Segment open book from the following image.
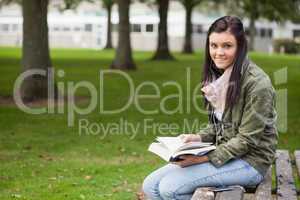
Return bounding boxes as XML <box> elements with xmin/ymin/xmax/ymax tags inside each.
<box><xmin>148</xmin><ymin>136</ymin><xmax>216</xmax><ymax>162</ymax></box>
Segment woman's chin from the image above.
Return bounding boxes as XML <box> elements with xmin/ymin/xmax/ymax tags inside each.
<box><xmin>215</xmin><ymin>64</ymin><xmax>226</xmax><ymax>69</ymax></box>
<box><xmin>215</xmin><ymin>63</ymin><xmax>231</xmax><ymax>70</ymax></box>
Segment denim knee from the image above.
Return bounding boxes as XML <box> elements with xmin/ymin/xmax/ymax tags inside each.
<box><xmin>143</xmin><ymin>175</ymin><xmax>159</xmax><ymax>199</ymax></box>
<box><xmin>158</xmin><ymin>182</ymin><xmax>175</xmax><ymax>200</ymax></box>
<box><xmin>158</xmin><ymin>176</ymin><xmax>179</xmax><ymax>200</ymax></box>
<box><xmin>248</xmin><ymin>173</ymin><xmax>264</xmax><ymax>186</ymax></box>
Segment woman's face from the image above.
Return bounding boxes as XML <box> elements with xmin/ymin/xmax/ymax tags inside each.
<box><xmin>209</xmin><ymin>31</ymin><xmax>237</xmax><ymax>70</ymax></box>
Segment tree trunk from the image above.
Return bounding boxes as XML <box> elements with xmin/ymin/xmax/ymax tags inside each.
<box><xmin>151</xmin><ymin>0</ymin><xmax>174</xmax><ymax>60</ymax></box>
<box><xmin>21</xmin><ymin>0</ymin><xmax>56</xmax><ymax>102</ymax></box>
<box><xmin>182</xmin><ymin>2</ymin><xmax>194</xmax><ymax>54</ymax></box>
<box><xmin>104</xmin><ymin>3</ymin><xmax>113</xmax><ymax>49</ymax></box>
<box><xmin>111</xmin><ymin>0</ymin><xmax>136</xmax><ymax>70</ymax></box>
<box><xmin>248</xmin><ymin>16</ymin><xmax>256</xmax><ymax>51</ymax></box>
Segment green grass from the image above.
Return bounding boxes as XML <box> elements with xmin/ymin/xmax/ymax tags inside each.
<box><xmin>0</xmin><ymin>47</ymin><xmax>300</xmax><ymax>199</ymax></box>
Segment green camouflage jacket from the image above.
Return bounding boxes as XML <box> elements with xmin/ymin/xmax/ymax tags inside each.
<box><xmin>199</xmin><ymin>58</ymin><xmax>278</xmax><ymax>176</ymax></box>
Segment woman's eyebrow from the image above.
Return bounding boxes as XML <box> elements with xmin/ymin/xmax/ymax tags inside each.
<box><xmin>209</xmin><ymin>41</ymin><xmax>234</xmax><ymax>45</ymax></box>
<box><xmin>223</xmin><ymin>41</ymin><xmax>234</xmax><ymax>44</ymax></box>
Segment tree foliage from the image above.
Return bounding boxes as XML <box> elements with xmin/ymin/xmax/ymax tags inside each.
<box><xmin>222</xmin><ymin>0</ymin><xmax>300</xmax><ymax>50</ymax></box>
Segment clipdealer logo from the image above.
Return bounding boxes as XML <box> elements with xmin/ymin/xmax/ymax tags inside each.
<box><xmin>13</xmin><ymin>67</ymin><xmax>208</xmax><ymax>127</ymax></box>
<box><xmin>13</xmin><ymin>67</ymin><xmax>287</xmax><ymax>134</ymax></box>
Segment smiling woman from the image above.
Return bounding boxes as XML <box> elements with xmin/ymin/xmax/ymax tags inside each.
<box><xmin>142</xmin><ymin>16</ymin><xmax>278</xmax><ymax>200</ymax></box>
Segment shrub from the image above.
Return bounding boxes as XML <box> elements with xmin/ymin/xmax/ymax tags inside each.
<box><xmin>273</xmin><ymin>39</ymin><xmax>300</xmax><ymax>54</ymax></box>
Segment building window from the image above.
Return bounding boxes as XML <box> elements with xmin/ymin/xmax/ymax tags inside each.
<box><xmin>0</xmin><ymin>24</ymin><xmax>9</xmax><ymax>31</ymax></box>
<box><xmin>293</xmin><ymin>29</ymin><xmax>300</xmax><ymax>38</ymax></box>
<box><xmin>74</xmin><ymin>27</ymin><xmax>81</xmax><ymax>31</ymax></box>
<box><xmin>85</xmin><ymin>24</ymin><xmax>93</xmax><ymax>32</ymax></box>
<box><xmin>12</xmin><ymin>24</ymin><xmax>18</xmax><ymax>31</ymax></box>
<box><xmin>53</xmin><ymin>26</ymin><xmax>60</xmax><ymax>31</ymax></box>
<box><xmin>260</xmin><ymin>28</ymin><xmax>266</xmax><ymax>37</ymax></box>
<box><xmin>63</xmin><ymin>26</ymin><xmax>71</xmax><ymax>31</ymax></box>
<box><xmin>146</xmin><ymin>24</ymin><xmax>154</xmax><ymax>32</ymax></box>
<box><xmin>132</xmin><ymin>24</ymin><xmax>141</xmax><ymax>32</ymax></box>
<box><xmin>267</xmin><ymin>28</ymin><xmax>273</xmax><ymax>38</ymax></box>
<box><xmin>260</xmin><ymin>28</ymin><xmax>272</xmax><ymax>38</ymax></box>
<box><xmin>193</xmin><ymin>24</ymin><xmax>203</xmax><ymax>34</ymax></box>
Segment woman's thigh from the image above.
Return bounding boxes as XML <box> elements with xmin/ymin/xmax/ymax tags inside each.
<box><xmin>158</xmin><ymin>159</ymin><xmax>263</xmax><ymax>199</ymax></box>
<box><xmin>143</xmin><ymin>163</ymin><xmax>180</xmax><ymax>189</ymax></box>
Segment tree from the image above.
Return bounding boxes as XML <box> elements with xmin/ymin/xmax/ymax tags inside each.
<box><xmin>20</xmin><ymin>0</ymin><xmax>56</xmax><ymax>102</ymax></box>
<box><xmin>20</xmin><ymin>0</ymin><xmax>90</xmax><ymax>101</ymax></box>
<box><xmin>151</xmin><ymin>0</ymin><xmax>174</xmax><ymax>60</ymax></box>
<box><xmin>111</xmin><ymin>0</ymin><xmax>136</xmax><ymax>69</ymax></box>
<box><xmin>0</xmin><ymin>0</ymin><xmax>20</xmax><ymax>6</ymax></box>
<box><xmin>102</xmin><ymin>0</ymin><xmax>114</xmax><ymax>49</ymax></box>
<box><xmin>178</xmin><ymin>0</ymin><xmax>203</xmax><ymax>54</ymax></box>
<box><xmin>63</xmin><ymin>0</ymin><xmax>84</xmax><ymax>9</ymax></box>
<box><xmin>227</xmin><ymin>0</ymin><xmax>300</xmax><ymax>51</ymax></box>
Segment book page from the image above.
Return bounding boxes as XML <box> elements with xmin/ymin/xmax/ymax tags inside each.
<box><xmin>172</xmin><ymin>145</ymin><xmax>216</xmax><ymax>159</ymax></box>
<box><xmin>156</xmin><ymin>136</ymin><xmax>183</xmax><ymax>152</ymax></box>
<box><xmin>148</xmin><ymin>142</ymin><xmax>172</xmax><ymax>162</ymax></box>
<box><xmin>156</xmin><ymin>136</ymin><xmax>212</xmax><ymax>153</ymax></box>
<box><xmin>175</xmin><ymin>142</ymin><xmax>212</xmax><ymax>152</ymax></box>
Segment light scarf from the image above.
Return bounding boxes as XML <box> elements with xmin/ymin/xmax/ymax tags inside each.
<box><xmin>201</xmin><ymin>65</ymin><xmax>233</xmax><ymax>120</ymax></box>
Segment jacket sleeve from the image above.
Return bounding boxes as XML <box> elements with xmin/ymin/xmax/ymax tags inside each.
<box><xmin>197</xmin><ymin>123</ymin><xmax>216</xmax><ymax>143</ymax></box>
<box><xmin>207</xmin><ymin>83</ymin><xmax>276</xmax><ymax>167</ymax></box>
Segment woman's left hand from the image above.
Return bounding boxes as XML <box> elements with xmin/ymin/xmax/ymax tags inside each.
<box><xmin>172</xmin><ymin>155</ymin><xmax>209</xmax><ymax>167</ymax></box>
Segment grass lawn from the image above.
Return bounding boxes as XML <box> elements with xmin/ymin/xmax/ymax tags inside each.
<box><xmin>0</xmin><ymin>47</ymin><xmax>300</xmax><ymax>199</ymax></box>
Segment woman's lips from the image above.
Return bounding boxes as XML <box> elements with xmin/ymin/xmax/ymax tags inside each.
<box><xmin>214</xmin><ymin>59</ymin><xmax>227</xmax><ymax>63</ymax></box>
<box><xmin>214</xmin><ymin>58</ymin><xmax>226</xmax><ymax>61</ymax></box>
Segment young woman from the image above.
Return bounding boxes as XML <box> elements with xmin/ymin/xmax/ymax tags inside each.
<box><xmin>142</xmin><ymin>16</ymin><xmax>277</xmax><ymax>200</ymax></box>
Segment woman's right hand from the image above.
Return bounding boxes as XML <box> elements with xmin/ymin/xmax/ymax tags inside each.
<box><xmin>179</xmin><ymin>134</ymin><xmax>201</xmax><ymax>143</ymax></box>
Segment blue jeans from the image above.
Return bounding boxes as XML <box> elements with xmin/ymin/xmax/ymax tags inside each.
<box><xmin>142</xmin><ymin>159</ymin><xmax>263</xmax><ymax>200</ymax></box>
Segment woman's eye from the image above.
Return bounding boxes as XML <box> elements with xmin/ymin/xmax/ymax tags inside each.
<box><xmin>210</xmin><ymin>44</ymin><xmax>217</xmax><ymax>48</ymax></box>
<box><xmin>224</xmin><ymin>44</ymin><xmax>232</xmax><ymax>48</ymax></box>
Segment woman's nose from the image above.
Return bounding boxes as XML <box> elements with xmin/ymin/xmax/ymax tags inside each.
<box><xmin>216</xmin><ymin>48</ymin><xmax>225</xmax><ymax>56</ymax></box>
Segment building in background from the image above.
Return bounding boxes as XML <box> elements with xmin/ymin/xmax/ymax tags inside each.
<box><xmin>0</xmin><ymin>1</ymin><xmax>299</xmax><ymax>52</ymax></box>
